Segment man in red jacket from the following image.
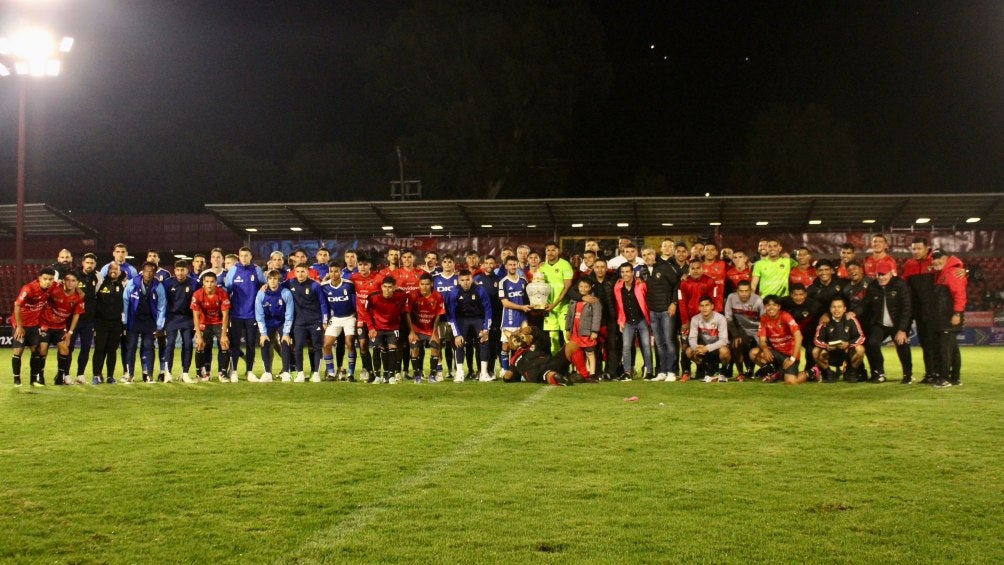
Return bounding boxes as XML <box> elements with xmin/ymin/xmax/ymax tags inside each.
<box><xmin>613</xmin><ymin>264</ymin><xmax>653</xmax><ymax>381</ymax></box>
<box><xmin>930</xmin><ymin>250</ymin><xmax>967</xmax><ymax>388</ymax></box>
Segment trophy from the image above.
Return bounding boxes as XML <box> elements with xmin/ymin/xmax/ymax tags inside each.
<box><xmin>526</xmin><ymin>272</ymin><xmax>551</xmax><ymax>311</ymax></box>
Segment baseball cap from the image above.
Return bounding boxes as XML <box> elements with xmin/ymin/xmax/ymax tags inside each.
<box><xmin>875</xmin><ymin>265</ymin><xmax>892</xmax><ymax>275</ymax></box>
<box><xmin>931</xmin><ymin>249</ymin><xmax>946</xmax><ymax>259</ymax></box>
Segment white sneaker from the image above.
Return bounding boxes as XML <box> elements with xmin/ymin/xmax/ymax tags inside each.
<box><xmin>75</xmin><ymin>375</ymin><xmax>88</xmax><ymax>385</ymax></box>
<box><xmin>716</xmin><ymin>375</ymin><xmax>728</xmax><ymax>383</ymax></box>
<box><xmin>310</xmin><ymin>372</ymin><xmax>321</xmax><ymax>383</ymax></box>
<box><xmin>454</xmin><ymin>369</ymin><xmax>465</xmax><ymax>383</ymax></box>
<box><xmin>279</xmin><ymin>371</ymin><xmax>292</xmax><ymax>383</ymax></box>
<box><xmin>259</xmin><ymin>372</ymin><xmax>273</xmax><ymax>383</ymax></box>
<box><xmin>653</xmin><ymin>372</ymin><xmax>667</xmax><ymax>382</ymax></box>
<box><xmin>387</xmin><ymin>375</ymin><xmax>398</xmax><ymax>384</ymax></box>
<box><xmin>665</xmin><ymin>372</ymin><xmax>678</xmax><ymax>382</ymax></box>
<box><xmin>478</xmin><ymin>372</ymin><xmax>494</xmax><ymax>382</ymax></box>
<box><xmin>163</xmin><ymin>372</ymin><xmax>174</xmax><ymax>383</ymax></box>
<box><xmin>229</xmin><ymin>370</ymin><xmax>239</xmax><ymax>383</ymax></box>
<box><xmin>247</xmin><ymin>372</ymin><xmax>258</xmax><ymax>383</ymax></box>
<box><xmin>63</xmin><ymin>376</ymin><xmax>76</xmax><ymax>386</ymax></box>
<box><xmin>370</xmin><ymin>376</ymin><xmax>384</xmax><ymax>384</ymax></box>
<box><xmin>181</xmin><ymin>373</ymin><xmax>194</xmax><ymax>384</ymax></box>
<box><xmin>703</xmin><ymin>375</ymin><xmax>715</xmax><ymax>383</ymax></box>
<box><xmin>218</xmin><ymin>373</ymin><xmax>229</xmax><ymax>383</ymax></box>
<box><xmin>338</xmin><ymin>368</ymin><xmax>348</xmax><ymax>380</ymax></box>
<box><xmin>358</xmin><ymin>369</ymin><xmax>370</xmax><ymax>381</ymax></box>
<box><xmin>294</xmin><ymin>372</ymin><xmax>306</xmax><ymax>383</ymax></box>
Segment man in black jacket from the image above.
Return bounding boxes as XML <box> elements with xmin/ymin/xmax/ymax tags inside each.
<box><xmin>639</xmin><ymin>247</ymin><xmax>679</xmax><ymax>380</ymax></box>
<box><xmin>862</xmin><ymin>267</ymin><xmax>912</xmax><ymax>383</ymax></box>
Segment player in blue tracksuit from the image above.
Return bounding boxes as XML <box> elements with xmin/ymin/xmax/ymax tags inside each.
<box><xmin>432</xmin><ymin>256</ymin><xmax>460</xmax><ymax>376</ymax></box>
<box><xmin>223</xmin><ymin>247</ymin><xmax>266</xmax><ymax>381</ymax></box>
<box><xmin>449</xmin><ymin>270</ymin><xmax>493</xmax><ymax>381</ymax></box>
<box><xmin>161</xmin><ymin>260</ymin><xmax>200</xmax><ymax>381</ymax></box>
<box><xmin>255</xmin><ymin>269</ymin><xmax>294</xmax><ymax>381</ymax></box>
<box><xmin>122</xmin><ymin>262</ymin><xmax>167</xmax><ymax>382</ymax></box>
<box><xmin>283</xmin><ymin>263</ymin><xmax>329</xmax><ymax>381</ymax></box>
<box><xmin>320</xmin><ymin>268</ymin><xmax>357</xmax><ymax>379</ymax></box>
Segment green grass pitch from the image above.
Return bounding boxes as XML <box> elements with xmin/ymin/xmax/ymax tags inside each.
<box><xmin>1</xmin><ymin>346</ymin><xmax>1002</xmax><ymax>563</ymax></box>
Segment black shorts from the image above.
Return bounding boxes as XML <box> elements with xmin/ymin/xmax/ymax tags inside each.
<box><xmin>410</xmin><ymin>333</ymin><xmax>440</xmax><ymax>351</ymax></box>
<box><xmin>355</xmin><ymin>322</ymin><xmax>370</xmax><ymax>339</ymax></box>
<box><xmin>199</xmin><ymin>325</ymin><xmax>225</xmax><ymax>348</ymax></box>
<box><xmin>764</xmin><ymin>348</ymin><xmax>800</xmax><ymax>376</ymax></box>
<box><xmin>43</xmin><ymin>328</ymin><xmax>67</xmax><ymax>346</ymax></box>
<box><xmin>13</xmin><ymin>326</ymin><xmax>43</xmax><ymax>348</ymax></box>
<box><xmin>372</xmin><ymin>330</ymin><xmax>400</xmax><ymax>349</ymax></box>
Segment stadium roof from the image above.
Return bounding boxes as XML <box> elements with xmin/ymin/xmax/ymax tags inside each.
<box><xmin>0</xmin><ymin>203</ymin><xmax>98</xmax><ymax>238</ymax></box>
<box><xmin>206</xmin><ymin>193</ymin><xmax>1003</xmax><ymax>239</ymax></box>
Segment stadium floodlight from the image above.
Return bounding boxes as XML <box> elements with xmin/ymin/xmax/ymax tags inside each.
<box><xmin>571</xmin><ymin>223</ymin><xmax>583</xmax><ymax>228</ymax></box>
<box><xmin>915</xmin><ymin>217</ymin><xmax>930</xmax><ymax>224</ymax></box>
<box><xmin>0</xmin><ymin>24</ymin><xmax>73</xmax><ymax>287</ymax></box>
<box><xmin>381</xmin><ymin>225</ymin><xmax>394</xmax><ymax>231</ymax></box>
<box><xmin>756</xmin><ymin>221</ymin><xmax>769</xmax><ymax>226</ymax></box>
<box><xmin>966</xmin><ymin>217</ymin><xmax>980</xmax><ymax>223</ymax></box>
<box><xmin>808</xmin><ymin>220</ymin><xmax>822</xmax><ymax>225</ymax></box>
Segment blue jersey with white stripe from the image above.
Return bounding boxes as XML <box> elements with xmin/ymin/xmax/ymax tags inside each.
<box><xmin>499</xmin><ymin>275</ymin><xmax>528</xmax><ymax>328</ymax></box>
<box><xmin>321</xmin><ymin>280</ymin><xmax>357</xmax><ymax>318</ymax></box>
<box><xmin>433</xmin><ymin>272</ymin><xmax>459</xmax><ymax>318</ymax></box>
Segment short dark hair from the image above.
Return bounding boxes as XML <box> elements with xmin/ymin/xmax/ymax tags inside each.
<box><xmin>174</xmin><ymin>260</ymin><xmax>189</xmax><ymax>269</ymax></box>
<box><xmin>763</xmin><ymin>295</ymin><xmax>783</xmax><ymax>306</ymax></box>
<box><xmin>790</xmin><ymin>283</ymin><xmax>807</xmax><ymax>293</ymax></box>
<box><xmin>82</xmin><ymin>253</ymin><xmax>98</xmax><ymax>262</ymax></box>
<box><xmin>382</xmin><ymin>276</ymin><xmax>396</xmax><ymax>286</ymax></box>
<box><xmin>419</xmin><ymin>273</ymin><xmax>434</xmax><ymax>282</ymax></box>
<box><xmin>457</xmin><ymin>269</ymin><xmax>472</xmax><ymax>277</ymax></box>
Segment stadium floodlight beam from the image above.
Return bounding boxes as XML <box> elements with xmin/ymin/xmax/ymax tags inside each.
<box><xmin>0</xmin><ymin>25</ymin><xmax>73</xmax><ymax>286</ymax></box>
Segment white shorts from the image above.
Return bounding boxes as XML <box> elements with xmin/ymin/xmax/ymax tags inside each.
<box><xmin>501</xmin><ymin>327</ymin><xmax>521</xmax><ymax>343</ymax></box>
<box><xmin>325</xmin><ymin>315</ymin><xmax>357</xmax><ymax>337</ymax></box>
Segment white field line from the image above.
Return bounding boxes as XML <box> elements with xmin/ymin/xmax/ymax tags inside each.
<box><xmin>283</xmin><ymin>385</ymin><xmax>554</xmax><ymax>563</ymax></box>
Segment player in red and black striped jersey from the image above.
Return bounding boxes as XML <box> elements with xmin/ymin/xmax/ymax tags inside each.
<box><xmin>407</xmin><ymin>274</ymin><xmax>444</xmax><ymax>382</ymax></box>
<box><xmin>351</xmin><ymin>258</ymin><xmax>382</xmax><ymax>378</ymax></box>
<box><xmin>191</xmin><ymin>272</ymin><xmax>232</xmax><ymax>381</ymax></box>
<box><xmin>366</xmin><ymin>276</ymin><xmax>409</xmax><ymax>383</ymax></box>
<box><xmin>12</xmin><ymin>267</ymin><xmax>57</xmax><ymax>386</ymax></box>
<box><xmin>39</xmin><ymin>272</ymin><xmax>86</xmax><ymax>385</ymax></box>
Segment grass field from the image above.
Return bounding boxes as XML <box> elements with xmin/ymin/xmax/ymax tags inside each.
<box><xmin>2</xmin><ymin>346</ymin><xmax>1002</xmax><ymax>564</ymax></box>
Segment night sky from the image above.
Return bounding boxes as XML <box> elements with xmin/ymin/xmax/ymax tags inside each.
<box><xmin>0</xmin><ymin>1</ymin><xmax>1000</xmax><ymax>212</ymax></box>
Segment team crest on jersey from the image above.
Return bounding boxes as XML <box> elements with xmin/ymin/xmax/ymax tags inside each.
<box><xmin>278</xmin><ymin>299</ymin><xmax>284</xmax><ymax>306</ymax></box>
<box><xmin>305</xmin><ymin>288</ymin><xmax>310</xmax><ymax>294</ymax></box>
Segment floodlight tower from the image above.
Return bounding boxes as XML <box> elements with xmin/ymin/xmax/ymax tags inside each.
<box><xmin>0</xmin><ymin>26</ymin><xmax>73</xmax><ymax>286</ymax></box>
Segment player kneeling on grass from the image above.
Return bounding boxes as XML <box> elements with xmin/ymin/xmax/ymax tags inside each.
<box><xmin>39</xmin><ymin>272</ymin><xmax>86</xmax><ymax>385</ymax></box>
<box><xmin>255</xmin><ymin>269</ymin><xmax>294</xmax><ymax>383</ymax></box>
<box><xmin>686</xmin><ymin>296</ymin><xmax>731</xmax><ymax>382</ymax></box>
<box><xmin>750</xmin><ymin>295</ymin><xmax>807</xmax><ymax>384</ymax></box>
<box><xmin>500</xmin><ymin>325</ymin><xmax>589</xmax><ymax>386</ymax></box>
<box><xmin>191</xmin><ymin>272</ymin><xmax>231</xmax><ymax>382</ymax></box>
<box><xmin>811</xmin><ymin>296</ymin><xmax>866</xmax><ymax>383</ymax></box>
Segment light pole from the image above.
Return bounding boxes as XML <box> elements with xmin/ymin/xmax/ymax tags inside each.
<box><xmin>0</xmin><ymin>27</ymin><xmax>73</xmax><ymax>287</ymax></box>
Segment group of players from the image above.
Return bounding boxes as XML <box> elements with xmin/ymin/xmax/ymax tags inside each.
<box><xmin>10</xmin><ymin>233</ymin><xmax>968</xmax><ymax>388</ymax></box>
